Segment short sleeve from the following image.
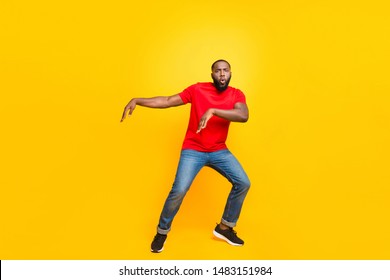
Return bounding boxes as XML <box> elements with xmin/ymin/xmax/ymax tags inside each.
<box><xmin>234</xmin><ymin>89</ymin><xmax>246</xmax><ymax>104</ymax></box>
<box><xmin>178</xmin><ymin>84</ymin><xmax>197</xmax><ymax>104</ymax></box>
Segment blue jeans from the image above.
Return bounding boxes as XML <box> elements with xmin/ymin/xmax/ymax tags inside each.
<box><xmin>157</xmin><ymin>149</ymin><xmax>250</xmax><ymax>235</ymax></box>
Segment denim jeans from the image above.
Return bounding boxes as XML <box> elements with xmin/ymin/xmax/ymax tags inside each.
<box><xmin>157</xmin><ymin>149</ymin><xmax>250</xmax><ymax>234</ymax></box>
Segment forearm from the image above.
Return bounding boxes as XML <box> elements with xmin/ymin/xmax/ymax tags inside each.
<box><xmin>133</xmin><ymin>96</ymin><xmax>171</xmax><ymax>108</ymax></box>
<box><xmin>121</xmin><ymin>94</ymin><xmax>183</xmax><ymax>122</ymax></box>
<box><xmin>211</xmin><ymin>108</ymin><xmax>249</xmax><ymax>122</ymax></box>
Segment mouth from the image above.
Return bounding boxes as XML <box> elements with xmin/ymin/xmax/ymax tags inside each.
<box><xmin>212</xmin><ymin>76</ymin><xmax>230</xmax><ymax>91</ymax></box>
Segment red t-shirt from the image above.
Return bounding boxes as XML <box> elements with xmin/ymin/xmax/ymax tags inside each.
<box><xmin>179</xmin><ymin>82</ymin><xmax>246</xmax><ymax>152</ymax></box>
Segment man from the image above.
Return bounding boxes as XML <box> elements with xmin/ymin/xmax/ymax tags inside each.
<box><xmin>121</xmin><ymin>59</ymin><xmax>251</xmax><ymax>253</ymax></box>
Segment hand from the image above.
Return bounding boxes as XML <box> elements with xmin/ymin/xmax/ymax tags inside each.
<box><xmin>120</xmin><ymin>99</ymin><xmax>137</xmax><ymax>122</ymax></box>
<box><xmin>197</xmin><ymin>109</ymin><xmax>215</xmax><ymax>133</ymax></box>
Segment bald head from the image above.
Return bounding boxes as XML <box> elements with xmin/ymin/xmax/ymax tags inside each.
<box><xmin>211</xmin><ymin>59</ymin><xmax>231</xmax><ymax>71</ymax></box>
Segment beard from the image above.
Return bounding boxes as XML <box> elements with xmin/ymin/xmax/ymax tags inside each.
<box><xmin>212</xmin><ymin>76</ymin><xmax>231</xmax><ymax>92</ymax></box>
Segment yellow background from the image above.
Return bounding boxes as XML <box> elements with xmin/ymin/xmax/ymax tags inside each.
<box><xmin>1</xmin><ymin>0</ymin><xmax>390</xmax><ymax>260</ymax></box>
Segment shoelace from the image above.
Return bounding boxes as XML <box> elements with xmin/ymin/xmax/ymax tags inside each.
<box><xmin>154</xmin><ymin>234</ymin><xmax>166</xmax><ymax>242</ymax></box>
<box><xmin>217</xmin><ymin>223</ymin><xmax>236</xmax><ymax>234</ymax></box>
<box><xmin>227</xmin><ymin>228</ymin><xmax>238</xmax><ymax>237</ymax></box>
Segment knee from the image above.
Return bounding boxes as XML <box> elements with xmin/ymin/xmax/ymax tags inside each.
<box><xmin>236</xmin><ymin>177</ymin><xmax>251</xmax><ymax>192</ymax></box>
<box><xmin>244</xmin><ymin>179</ymin><xmax>251</xmax><ymax>191</ymax></box>
<box><xmin>169</xmin><ymin>183</ymin><xmax>189</xmax><ymax>200</ymax></box>
<box><xmin>170</xmin><ymin>189</ymin><xmax>187</xmax><ymax>199</ymax></box>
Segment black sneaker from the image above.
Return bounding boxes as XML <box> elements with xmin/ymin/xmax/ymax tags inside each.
<box><xmin>151</xmin><ymin>233</ymin><xmax>167</xmax><ymax>253</ymax></box>
<box><xmin>213</xmin><ymin>224</ymin><xmax>244</xmax><ymax>246</ymax></box>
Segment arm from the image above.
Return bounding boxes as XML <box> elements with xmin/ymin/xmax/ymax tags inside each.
<box><xmin>197</xmin><ymin>102</ymin><xmax>249</xmax><ymax>133</ymax></box>
<box><xmin>120</xmin><ymin>94</ymin><xmax>184</xmax><ymax>122</ymax></box>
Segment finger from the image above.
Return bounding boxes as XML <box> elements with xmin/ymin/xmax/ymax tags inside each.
<box><xmin>202</xmin><ymin>118</ymin><xmax>208</xmax><ymax>129</ymax></box>
<box><xmin>121</xmin><ymin>107</ymin><xmax>130</xmax><ymax>122</ymax></box>
<box><xmin>197</xmin><ymin>124</ymin><xmax>202</xmax><ymax>132</ymax></box>
<box><xmin>197</xmin><ymin>119</ymin><xmax>208</xmax><ymax>133</ymax></box>
<box><xmin>121</xmin><ymin>104</ymin><xmax>136</xmax><ymax>121</ymax></box>
<box><xmin>197</xmin><ymin>119</ymin><xmax>204</xmax><ymax>132</ymax></box>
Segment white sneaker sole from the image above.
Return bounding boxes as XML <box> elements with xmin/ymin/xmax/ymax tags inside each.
<box><xmin>151</xmin><ymin>241</ymin><xmax>165</xmax><ymax>253</ymax></box>
<box><xmin>213</xmin><ymin>230</ymin><xmax>243</xmax><ymax>246</ymax></box>
<box><xmin>151</xmin><ymin>246</ymin><xmax>164</xmax><ymax>253</ymax></box>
